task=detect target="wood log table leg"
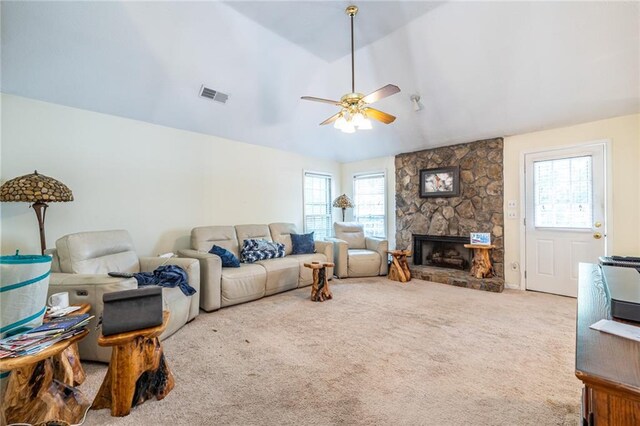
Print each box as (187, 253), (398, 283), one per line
(92, 335), (174, 417)
(1, 359), (90, 425)
(388, 250), (412, 283)
(52, 343), (85, 387)
(469, 248), (495, 279)
(306, 262), (334, 302)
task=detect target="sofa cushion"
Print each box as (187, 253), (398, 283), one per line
(192, 226), (239, 258)
(220, 264), (266, 307)
(235, 224), (272, 245)
(209, 245), (240, 268)
(334, 222), (366, 249)
(56, 230), (140, 274)
(256, 257), (299, 296)
(268, 223), (297, 255)
(347, 249), (381, 277)
(241, 239), (285, 263)
(291, 232), (315, 255)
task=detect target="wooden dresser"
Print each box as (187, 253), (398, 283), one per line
(576, 263), (640, 425)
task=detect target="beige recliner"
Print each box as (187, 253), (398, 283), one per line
(328, 222), (389, 278)
(46, 230), (200, 363)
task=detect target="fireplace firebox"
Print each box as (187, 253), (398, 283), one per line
(412, 234), (471, 271)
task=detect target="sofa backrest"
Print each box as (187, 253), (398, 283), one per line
(268, 223), (298, 256)
(235, 225), (272, 251)
(334, 222), (366, 249)
(55, 230), (140, 274)
(191, 226), (239, 258)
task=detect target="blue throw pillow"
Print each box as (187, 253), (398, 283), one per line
(291, 232), (315, 255)
(209, 245), (240, 268)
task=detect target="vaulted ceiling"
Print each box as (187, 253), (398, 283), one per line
(2, 1), (638, 162)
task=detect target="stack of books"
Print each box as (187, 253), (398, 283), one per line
(0, 314), (93, 359)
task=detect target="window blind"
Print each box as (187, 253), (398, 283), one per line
(353, 172), (386, 237)
(303, 172), (332, 239)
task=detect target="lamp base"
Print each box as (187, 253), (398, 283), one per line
(31, 201), (48, 255)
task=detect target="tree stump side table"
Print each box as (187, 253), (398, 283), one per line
(464, 244), (496, 279)
(46, 303), (91, 386)
(0, 330), (90, 426)
(91, 311), (174, 417)
(388, 250), (412, 283)
(304, 262), (334, 302)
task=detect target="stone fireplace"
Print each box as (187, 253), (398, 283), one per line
(412, 234), (471, 271)
(395, 138), (505, 292)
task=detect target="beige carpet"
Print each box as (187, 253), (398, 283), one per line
(80, 278), (580, 425)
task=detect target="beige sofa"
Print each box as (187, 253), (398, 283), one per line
(46, 230), (200, 362)
(178, 223), (333, 312)
(327, 222), (389, 278)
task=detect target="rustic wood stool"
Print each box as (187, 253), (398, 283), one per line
(92, 311), (174, 417)
(464, 244), (496, 279)
(304, 262), (334, 302)
(0, 331), (90, 426)
(46, 303), (91, 386)
(388, 250), (412, 283)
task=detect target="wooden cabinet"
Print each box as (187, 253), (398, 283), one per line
(576, 263), (640, 425)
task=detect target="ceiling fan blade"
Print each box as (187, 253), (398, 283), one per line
(301, 96), (342, 106)
(365, 108), (396, 124)
(320, 112), (341, 126)
(361, 84), (401, 105)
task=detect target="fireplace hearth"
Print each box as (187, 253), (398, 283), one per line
(412, 234), (471, 271)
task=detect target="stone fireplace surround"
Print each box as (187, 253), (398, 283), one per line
(395, 138), (505, 292)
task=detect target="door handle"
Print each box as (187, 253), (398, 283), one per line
(593, 232), (602, 240)
(594, 222), (602, 228)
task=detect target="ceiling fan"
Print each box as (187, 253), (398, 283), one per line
(301, 5), (401, 133)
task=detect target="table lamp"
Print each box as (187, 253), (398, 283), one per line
(332, 194), (355, 222)
(0, 170), (74, 254)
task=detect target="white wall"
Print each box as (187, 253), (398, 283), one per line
(503, 113), (640, 288)
(340, 156), (396, 250)
(0, 95), (340, 256)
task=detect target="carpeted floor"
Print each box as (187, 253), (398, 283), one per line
(81, 278), (580, 425)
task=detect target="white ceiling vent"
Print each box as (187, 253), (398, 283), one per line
(199, 85), (229, 104)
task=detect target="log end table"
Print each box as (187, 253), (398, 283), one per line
(91, 311), (174, 417)
(388, 250), (412, 283)
(0, 330), (90, 426)
(303, 262), (334, 302)
(464, 244), (496, 279)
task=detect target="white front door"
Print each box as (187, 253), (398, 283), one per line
(524, 143), (607, 297)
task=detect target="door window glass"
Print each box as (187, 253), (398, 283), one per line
(534, 156), (592, 228)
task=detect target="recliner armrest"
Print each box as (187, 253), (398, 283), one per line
(365, 237), (389, 276)
(325, 237), (348, 278)
(177, 249), (222, 312)
(314, 241), (334, 279)
(139, 256), (201, 320)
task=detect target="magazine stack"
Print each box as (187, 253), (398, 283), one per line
(0, 314), (93, 359)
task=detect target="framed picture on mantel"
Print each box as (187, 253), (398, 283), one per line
(420, 166), (460, 198)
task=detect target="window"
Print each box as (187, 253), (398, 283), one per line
(533, 156), (593, 228)
(303, 171), (333, 239)
(353, 172), (386, 237)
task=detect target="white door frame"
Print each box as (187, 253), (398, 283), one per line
(518, 139), (612, 291)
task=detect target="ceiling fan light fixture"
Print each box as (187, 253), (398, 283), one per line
(358, 117), (372, 130)
(341, 121), (356, 134)
(352, 111), (365, 127)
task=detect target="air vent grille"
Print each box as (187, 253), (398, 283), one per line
(199, 85), (229, 104)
